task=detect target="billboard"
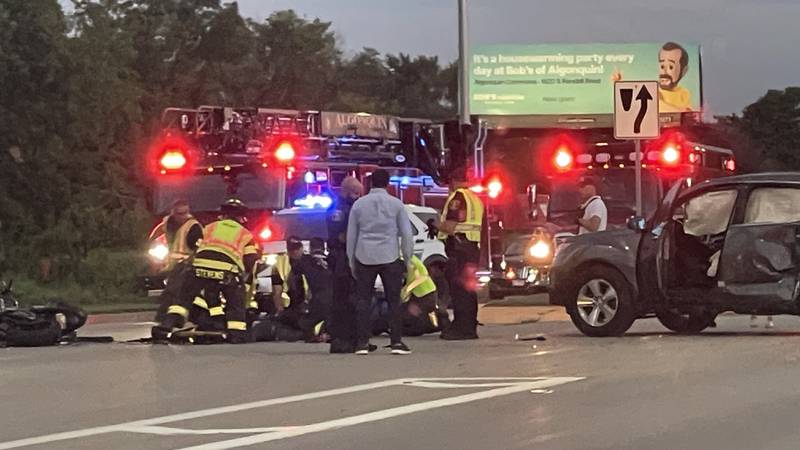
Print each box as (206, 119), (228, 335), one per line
(469, 42), (701, 115)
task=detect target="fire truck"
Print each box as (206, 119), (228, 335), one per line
(453, 114), (737, 299)
(143, 106), (450, 293)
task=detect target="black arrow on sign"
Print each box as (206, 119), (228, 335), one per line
(620, 88), (634, 112)
(634, 85), (653, 134)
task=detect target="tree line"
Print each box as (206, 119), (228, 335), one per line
(0, 0), (796, 294)
(0, 0), (456, 288)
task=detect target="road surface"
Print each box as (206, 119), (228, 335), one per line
(2, 305), (800, 449)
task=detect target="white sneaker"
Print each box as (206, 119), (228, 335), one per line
(766, 317), (775, 329)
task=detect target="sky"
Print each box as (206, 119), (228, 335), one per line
(239, 0), (800, 115)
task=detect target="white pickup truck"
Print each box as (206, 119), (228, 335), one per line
(256, 204), (448, 296)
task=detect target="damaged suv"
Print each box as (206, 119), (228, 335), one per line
(550, 173), (800, 336)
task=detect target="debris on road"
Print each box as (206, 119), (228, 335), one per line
(515, 333), (547, 341)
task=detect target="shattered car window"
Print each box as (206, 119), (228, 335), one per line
(682, 189), (737, 236)
(744, 188), (800, 224)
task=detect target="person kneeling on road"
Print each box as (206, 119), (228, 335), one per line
(268, 236), (308, 326)
(372, 255), (450, 337)
(152, 199), (259, 344)
(250, 237), (333, 343)
(151, 199), (203, 323)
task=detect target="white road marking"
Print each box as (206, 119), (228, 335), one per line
(122, 426), (297, 436)
(0, 379), (398, 450)
(0, 377), (583, 450)
(176, 377), (583, 450)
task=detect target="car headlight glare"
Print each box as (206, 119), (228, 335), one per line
(528, 240), (551, 259)
(148, 243), (169, 261)
(264, 253), (278, 266)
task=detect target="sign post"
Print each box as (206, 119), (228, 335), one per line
(614, 81), (660, 217)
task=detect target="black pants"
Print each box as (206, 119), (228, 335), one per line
(249, 318), (305, 342)
(372, 292), (449, 337)
(445, 239), (480, 334)
(154, 261), (192, 322)
(328, 249), (357, 351)
(354, 259), (405, 346)
(161, 271), (246, 337)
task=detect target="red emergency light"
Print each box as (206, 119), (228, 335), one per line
(725, 158), (736, 172)
(661, 145), (680, 165)
(258, 225), (273, 241)
(487, 178), (503, 199)
(274, 141), (295, 162)
(159, 149), (188, 171)
(554, 147), (573, 170)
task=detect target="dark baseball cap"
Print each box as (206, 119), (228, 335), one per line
(286, 236), (303, 251)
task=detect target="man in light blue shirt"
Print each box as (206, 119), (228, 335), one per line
(347, 169), (414, 355)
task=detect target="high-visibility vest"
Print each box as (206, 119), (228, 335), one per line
(149, 217), (201, 270)
(438, 188), (484, 243)
(195, 219), (256, 272)
(168, 218), (200, 270)
(402, 256), (437, 302)
(275, 254), (309, 308)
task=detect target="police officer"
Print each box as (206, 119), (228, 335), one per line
(438, 176), (484, 340)
(326, 176), (363, 353)
(150, 199), (203, 322)
(152, 199), (259, 344)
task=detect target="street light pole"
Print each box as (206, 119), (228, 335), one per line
(457, 0), (470, 126)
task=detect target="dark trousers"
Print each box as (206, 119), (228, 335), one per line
(445, 239), (480, 334)
(354, 259), (405, 346)
(372, 292), (449, 337)
(155, 261), (192, 322)
(328, 249), (357, 350)
(161, 272), (246, 337)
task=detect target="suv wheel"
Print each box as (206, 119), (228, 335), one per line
(655, 307), (716, 334)
(566, 266), (637, 337)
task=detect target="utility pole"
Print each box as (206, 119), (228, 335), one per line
(457, 0), (470, 127)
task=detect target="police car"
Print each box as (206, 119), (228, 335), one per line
(255, 200), (447, 296)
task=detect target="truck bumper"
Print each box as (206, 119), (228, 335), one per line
(488, 266), (550, 298)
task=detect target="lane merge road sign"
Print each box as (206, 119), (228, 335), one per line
(614, 81), (660, 140)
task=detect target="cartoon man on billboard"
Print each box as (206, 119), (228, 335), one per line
(658, 42), (693, 112)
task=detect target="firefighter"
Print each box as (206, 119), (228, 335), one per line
(401, 255), (449, 336)
(150, 199), (203, 322)
(372, 255), (450, 337)
(270, 236), (308, 329)
(251, 238), (333, 343)
(326, 176), (364, 353)
(437, 176), (484, 340)
(151, 199), (259, 344)
(294, 238), (333, 342)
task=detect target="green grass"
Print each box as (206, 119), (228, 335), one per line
(81, 303), (157, 314)
(7, 276), (155, 309)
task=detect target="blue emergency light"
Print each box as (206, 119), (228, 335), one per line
(293, 193), (333, 209)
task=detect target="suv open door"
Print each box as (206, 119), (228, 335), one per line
(635, 179), (686, 307)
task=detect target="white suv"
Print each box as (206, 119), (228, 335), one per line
(256, 204), (447, 295)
